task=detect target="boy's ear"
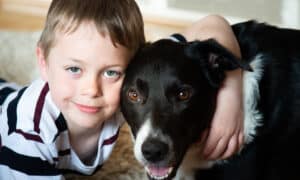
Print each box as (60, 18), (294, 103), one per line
(36, 46), (48, 82)
(185, 39), (252, 87)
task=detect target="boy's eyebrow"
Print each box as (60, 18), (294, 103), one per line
(68, 58), (84, 63)
(67, 58), (126, 68)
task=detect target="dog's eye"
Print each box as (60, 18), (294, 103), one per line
(127, 89), (140, 102)
(177, 89), (192, 101)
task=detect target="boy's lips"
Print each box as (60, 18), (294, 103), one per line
(74, 103), (101, 113)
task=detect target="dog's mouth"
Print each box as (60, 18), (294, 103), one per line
(145, 165), (174, 180)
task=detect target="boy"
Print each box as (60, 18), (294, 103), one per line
(0, 0), (243, 179)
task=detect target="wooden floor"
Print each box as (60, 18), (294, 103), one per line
(0, 10), (45, 31)
(0, 0), (49, 30)
(0, 1), (188, 42)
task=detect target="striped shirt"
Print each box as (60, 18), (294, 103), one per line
(0, 78), (123, 180)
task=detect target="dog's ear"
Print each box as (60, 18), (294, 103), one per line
(185, 39), (252, 87)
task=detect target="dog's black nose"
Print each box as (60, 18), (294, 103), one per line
(142, 139), (169, 162)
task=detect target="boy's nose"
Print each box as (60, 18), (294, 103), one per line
(81, 78), (102, 97)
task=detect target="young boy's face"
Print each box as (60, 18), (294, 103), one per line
(37, 22), (132, 131)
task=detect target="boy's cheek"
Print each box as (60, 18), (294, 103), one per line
(106, 84), (122, 105)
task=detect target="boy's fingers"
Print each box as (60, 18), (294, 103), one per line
(205, 137), (227, 160)
(202, 131), (221, 157)
(221, 135), (238, 159)
(238, 131), (244, 151)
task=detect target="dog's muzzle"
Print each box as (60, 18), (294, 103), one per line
(139, 138), (177, 180)
(142, 138), (169, 163)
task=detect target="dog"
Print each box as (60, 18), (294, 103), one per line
(120, 20), (300, 180)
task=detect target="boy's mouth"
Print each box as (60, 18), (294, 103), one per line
(74, 103), (101, 113)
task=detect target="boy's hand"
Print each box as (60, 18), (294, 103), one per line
(201, 69), (244, 160)
(181, 14), (244, 160)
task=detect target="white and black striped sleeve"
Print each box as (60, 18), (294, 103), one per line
(0, 79), (64, 180)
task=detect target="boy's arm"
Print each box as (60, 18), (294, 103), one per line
(182, 15), (241, 58)
(0, 80), (64, 179)
(181, 15), (244, 160)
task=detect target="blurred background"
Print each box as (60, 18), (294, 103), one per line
(0, 0), (300, 179)
(137, 0), (300, 26)
(136, 0), (300, 39)
(0, 0), (299, 84)
(1, 0), (300, 33)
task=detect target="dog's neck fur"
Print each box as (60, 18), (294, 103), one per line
(242, 54), (264, 144)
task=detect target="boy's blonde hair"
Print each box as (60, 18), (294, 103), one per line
(38, 0), (145, 59)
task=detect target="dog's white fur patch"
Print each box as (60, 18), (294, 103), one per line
(134, 119), (151, 164)
(243, 54), (265, 143)
(134, 118), (173, 165)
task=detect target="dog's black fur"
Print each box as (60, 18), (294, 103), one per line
(120, 20), (300, 180)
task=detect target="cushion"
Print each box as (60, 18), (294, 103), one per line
(0, 31), (40, 85)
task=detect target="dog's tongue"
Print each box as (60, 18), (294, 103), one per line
(147, 166), (171, 178)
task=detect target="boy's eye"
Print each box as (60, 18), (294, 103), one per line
(103, 70), (121, 78)
(66, 67), (81, 74)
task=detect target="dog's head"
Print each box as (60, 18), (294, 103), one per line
(121, 39), (250, 180)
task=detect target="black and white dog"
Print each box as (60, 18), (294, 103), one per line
(120, 20), (300, 180)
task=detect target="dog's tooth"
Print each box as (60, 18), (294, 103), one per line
(146, 167), (173, 180)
